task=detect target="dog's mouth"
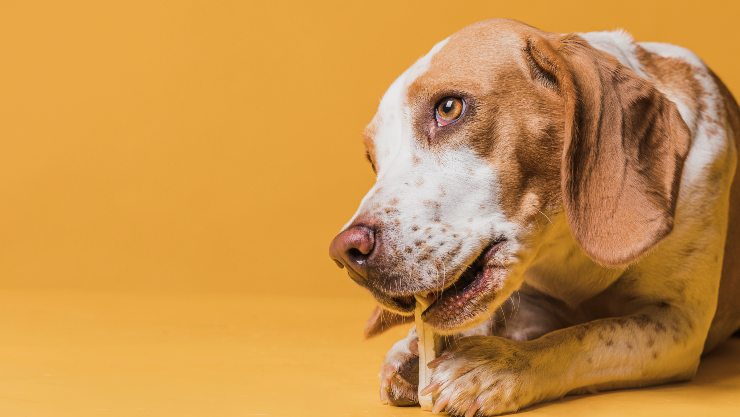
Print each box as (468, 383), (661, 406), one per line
(386, 238), (509, 330)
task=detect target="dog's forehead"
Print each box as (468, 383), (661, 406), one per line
(366, 20), (532, 145)
(362, 19), (544, 177)
(413, 21), (529, 92)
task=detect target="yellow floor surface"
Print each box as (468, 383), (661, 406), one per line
(0, 290), (738, 417)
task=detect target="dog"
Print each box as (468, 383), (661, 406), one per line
(329, 19), (740, 416)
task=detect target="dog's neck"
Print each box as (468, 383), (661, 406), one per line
(517, 211), (626, 308)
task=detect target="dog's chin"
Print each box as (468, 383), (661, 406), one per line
(375, 239), (512, 332)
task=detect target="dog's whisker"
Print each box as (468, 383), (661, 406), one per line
(507, 296), (519, 321)
(499, 304), (508, 332)
(439, 259), (448, 300)
(536, 207), (552, 224)
(432, 263), (440, 299)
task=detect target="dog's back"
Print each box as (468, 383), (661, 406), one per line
(706, 72), (740, 352)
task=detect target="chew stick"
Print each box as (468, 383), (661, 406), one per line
(415, 296), (438, 411)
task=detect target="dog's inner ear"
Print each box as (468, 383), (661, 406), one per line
(558, 35), (691, 267)
(525, 38), (560, 91)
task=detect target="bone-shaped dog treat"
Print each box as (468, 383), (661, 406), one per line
(415, 296), (438, 411)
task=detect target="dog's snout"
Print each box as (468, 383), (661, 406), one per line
(329, 225), (376, 278)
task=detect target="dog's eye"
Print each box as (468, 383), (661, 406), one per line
(435, 97), (464, 126)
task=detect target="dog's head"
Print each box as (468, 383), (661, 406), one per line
(329, 19), (690, 333)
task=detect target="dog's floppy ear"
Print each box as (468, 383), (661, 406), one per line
(554, 35), (690, 267)
(363, 306), (413, 338)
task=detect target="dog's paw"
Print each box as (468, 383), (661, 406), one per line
(422, 336), (538, 416)
(379, 330), (419, 406)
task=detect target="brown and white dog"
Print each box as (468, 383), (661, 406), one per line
(329, 19), (740, 416)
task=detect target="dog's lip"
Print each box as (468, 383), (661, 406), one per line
(419, 238), (508, 326)
(374, 291), (416, 314)
(342, 265), (416, 314)
(343, 269), (411, 314)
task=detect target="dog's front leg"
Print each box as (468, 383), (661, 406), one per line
(424, 305), (705, 416)
(379, 327), (420, 406)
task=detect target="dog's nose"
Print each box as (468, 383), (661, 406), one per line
(329, 225), (376, 278)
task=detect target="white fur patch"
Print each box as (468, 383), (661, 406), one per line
(638, 42), (727, 189)
(580, 30), (648, 78)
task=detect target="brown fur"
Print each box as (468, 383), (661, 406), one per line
(635, 46), (706, 126)
(557, 35), (691, 267)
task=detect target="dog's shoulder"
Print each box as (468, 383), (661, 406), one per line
(581, 31), (708, 135)
(581, 31), (735, 195)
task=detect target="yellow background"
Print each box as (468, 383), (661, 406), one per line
(0, 1), (738, 416)
(2, 0), (740, 296)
